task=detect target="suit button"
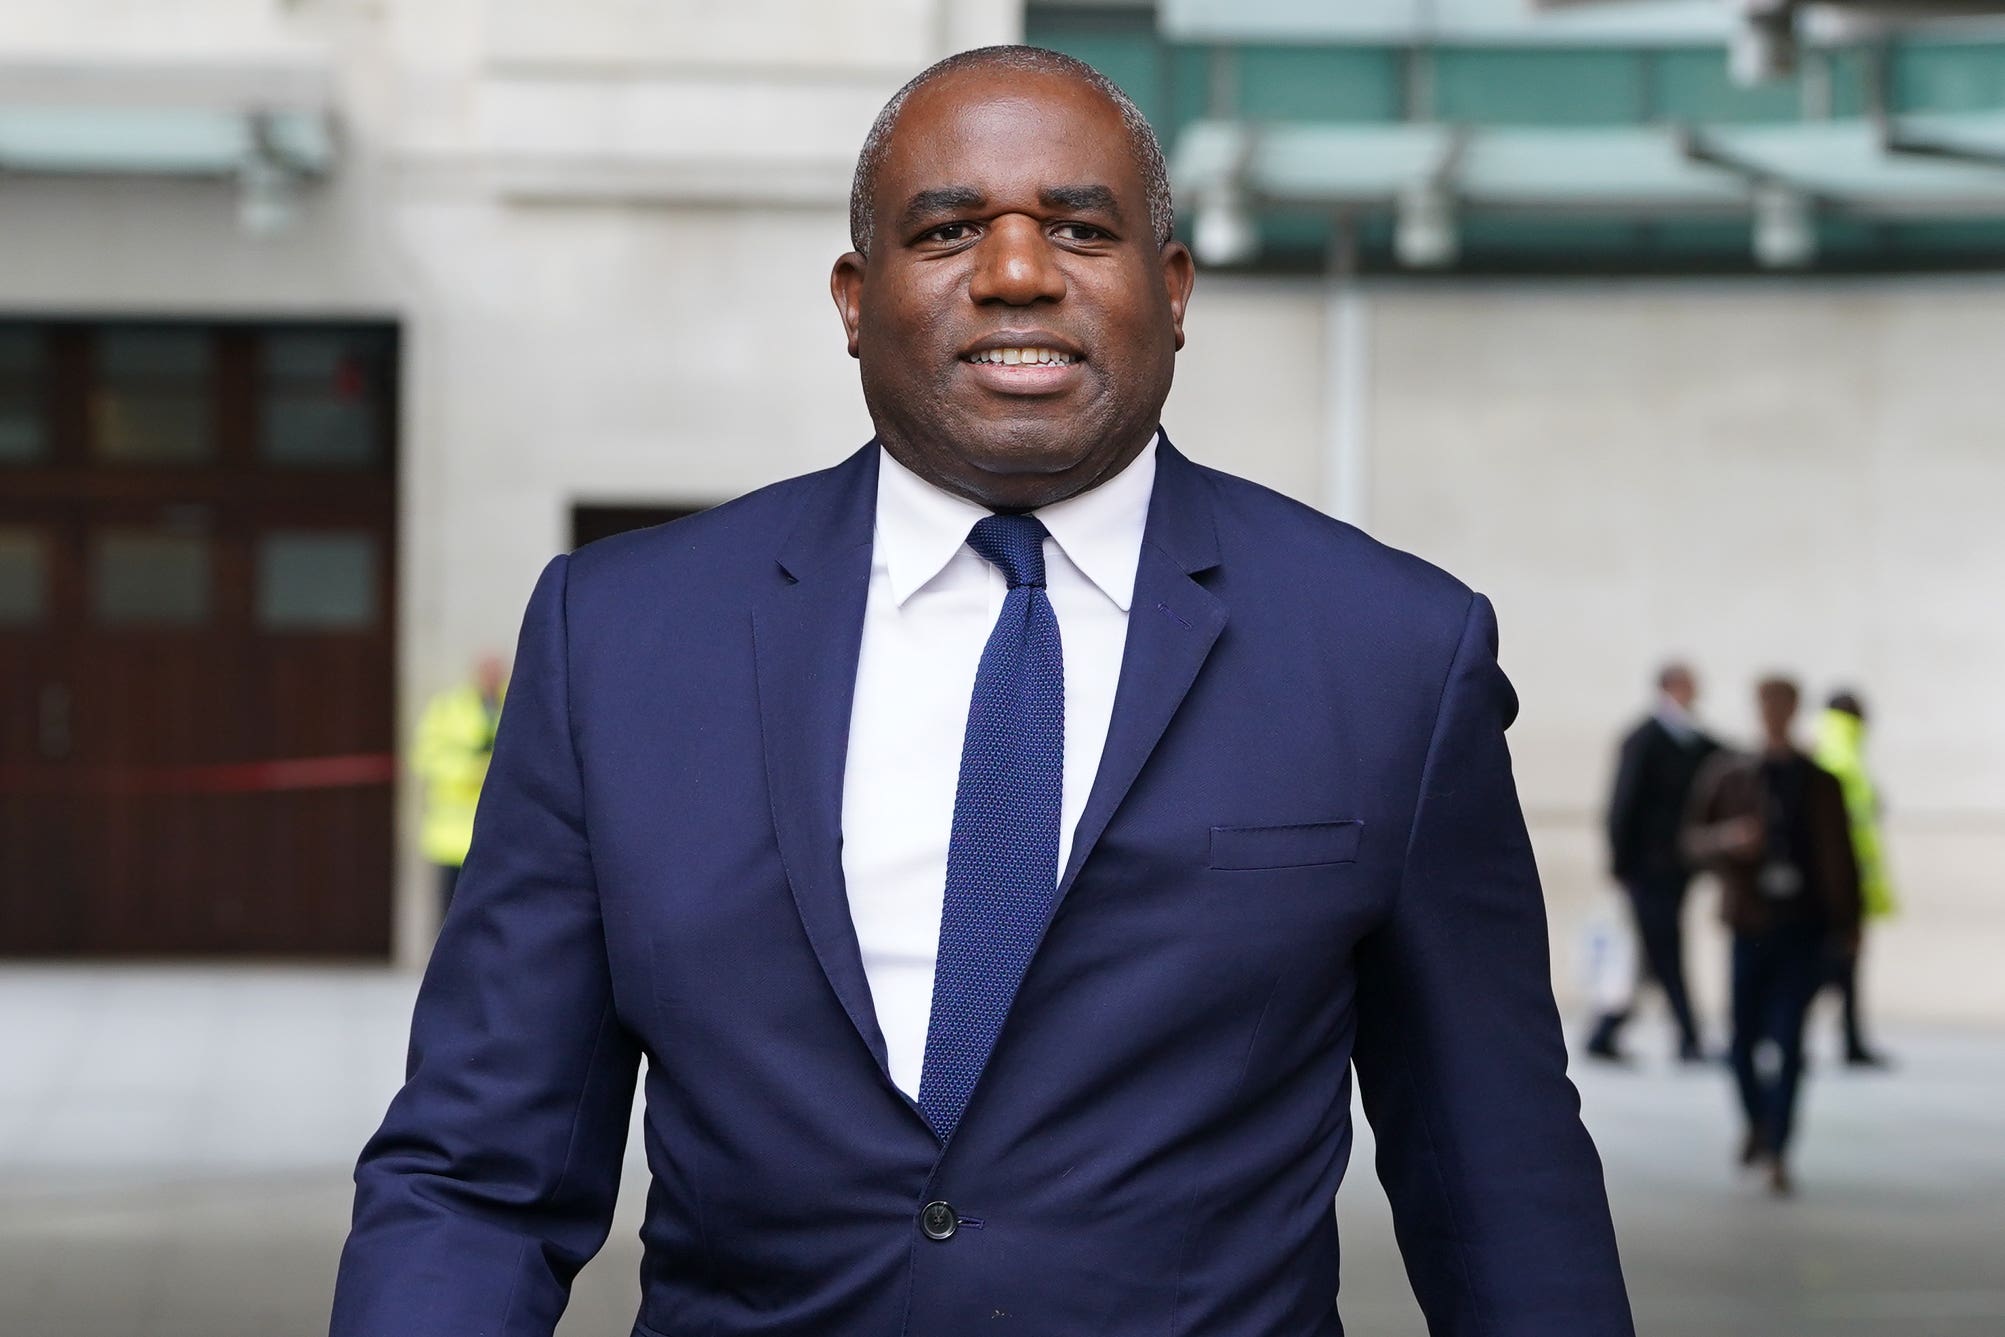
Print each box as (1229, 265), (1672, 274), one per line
(920, 1200), (957, 1241)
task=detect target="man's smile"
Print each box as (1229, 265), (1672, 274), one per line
(958, 332), (1087, 396)
(964, 346), (1077, 365)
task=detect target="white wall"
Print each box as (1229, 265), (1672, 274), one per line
(1164, 275), (1328, 499)
(0, 0), (300, 52)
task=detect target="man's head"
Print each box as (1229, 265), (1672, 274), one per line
(474, 653), (506, 700)
(1756, 675), (1800, 746)
(831, 46), (1195, 512)
(1828, 689), (1867, 725)
(1657, 661), (1698, 712)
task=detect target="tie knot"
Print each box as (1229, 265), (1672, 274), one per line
(966, 513), (1049, 589)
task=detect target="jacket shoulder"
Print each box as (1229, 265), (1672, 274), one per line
(553, 455), (871, 630)
(570, 468), (836, 581)
(1807, 758), (1848, 798)
(1694, 748), (1754, 796)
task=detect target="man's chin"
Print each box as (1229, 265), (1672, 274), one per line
(874, 402), (1142, 507)
(931, 436), (1140, 511)
(955, 435), (1097, 480)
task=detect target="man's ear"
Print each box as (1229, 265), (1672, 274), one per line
(1159, 240), (1196, 352)
(831, 252), (867, 359)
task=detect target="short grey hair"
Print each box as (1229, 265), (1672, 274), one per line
(848, 45), (1175, 256)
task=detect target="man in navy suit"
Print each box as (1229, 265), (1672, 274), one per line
(333, 45), (1633, 1337)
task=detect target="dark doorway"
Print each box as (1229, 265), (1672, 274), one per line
(0, 319), (398, 956)
(571, 502), (707, 551)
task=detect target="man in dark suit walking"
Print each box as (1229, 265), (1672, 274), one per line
(1588, 662), (1719, 1063)
(332, 46), (1633, 1337)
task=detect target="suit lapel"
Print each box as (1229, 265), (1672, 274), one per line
(1057, 437), (1226, 901)
(751, 445), (899, 1083)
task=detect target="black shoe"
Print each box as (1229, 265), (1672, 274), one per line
(1739, 1130), (1767, 1168)
(1678, 1039), (1708, 1065)
(1584, 1035), (1628, 1064)
(1845, 1048), (1892, 1070)
(1767, 1159), (1794, 1197)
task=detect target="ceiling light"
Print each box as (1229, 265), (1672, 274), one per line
(1193, 184), (1259, 267)
(1395, 182), (1459, 269)
(1752, 183), (1816, 268)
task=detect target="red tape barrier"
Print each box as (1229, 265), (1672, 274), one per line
(0, 753), (397, 796)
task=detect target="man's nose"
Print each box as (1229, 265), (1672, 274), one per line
(967, 216), (1066, 306)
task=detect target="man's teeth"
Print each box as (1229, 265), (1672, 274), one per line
(967, 348), (1077, 366)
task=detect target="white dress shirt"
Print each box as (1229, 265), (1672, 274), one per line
(841, 437), (1158, 1099)
(1654, 695), (1700, 747)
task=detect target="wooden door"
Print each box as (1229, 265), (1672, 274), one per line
(232, 497), (397, 953)
(0, 320), (397, 956)
(0, 506), (81, 950)
(65, 497), (251, 951)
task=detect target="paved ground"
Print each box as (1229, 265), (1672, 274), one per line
(2, 966), (2001, 1336)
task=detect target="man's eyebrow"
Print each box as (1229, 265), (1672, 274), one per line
(1040, 184), (1123, 222)
(898, 186), (987, 231)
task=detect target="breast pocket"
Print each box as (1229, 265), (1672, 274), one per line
(1208, 820), (1364, 871)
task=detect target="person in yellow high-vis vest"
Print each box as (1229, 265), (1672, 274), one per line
(1814, 691), (1898, 1068)
(413, 654), (506, 918)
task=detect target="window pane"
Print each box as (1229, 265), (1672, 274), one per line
(93, 330), (213, 464)
(0, 527), (47, 624)
(0, 328), (46, 464)
(1238, 48), (1403, 122)
(91, 530), (210, 625)
(1434, 51), (1648, 126)
(257, 530), (377, 630)
(260, 331), (387, 468)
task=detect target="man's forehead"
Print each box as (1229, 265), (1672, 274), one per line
(878, 86), (1140, 215)
(885, 70), (1128, 168)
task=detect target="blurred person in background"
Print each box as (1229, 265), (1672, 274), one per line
(1686, 676), (1862, 1197)
(1815, 689), (1898, 1068)
(1587, 661), (1720, 1063)
(412, 652), (506, 918)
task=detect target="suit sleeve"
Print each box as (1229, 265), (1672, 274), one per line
(332, 555), (642, 1337)
(1604, 726), (1648, 882)
(1681, 754), (1747, 870)
(1352, 594), (1635, 1337)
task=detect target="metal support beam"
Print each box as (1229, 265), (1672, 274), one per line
(1675, 124), (1812, 199)
(1879, 123), (2005, 172)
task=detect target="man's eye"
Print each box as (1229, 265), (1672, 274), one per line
(1055, 224), (1108, 242)
(924, 223), (975, 243)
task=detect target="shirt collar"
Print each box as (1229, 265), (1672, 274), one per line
(1032, 434), (1156, 612)
(873, 434), (1159, 611)
(1654, 696), (1697, 743)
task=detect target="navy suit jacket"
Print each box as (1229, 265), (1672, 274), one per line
(333, 437), (1633, 1337)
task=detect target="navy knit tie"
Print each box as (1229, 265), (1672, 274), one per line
(916, 513), (1064, 1141)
